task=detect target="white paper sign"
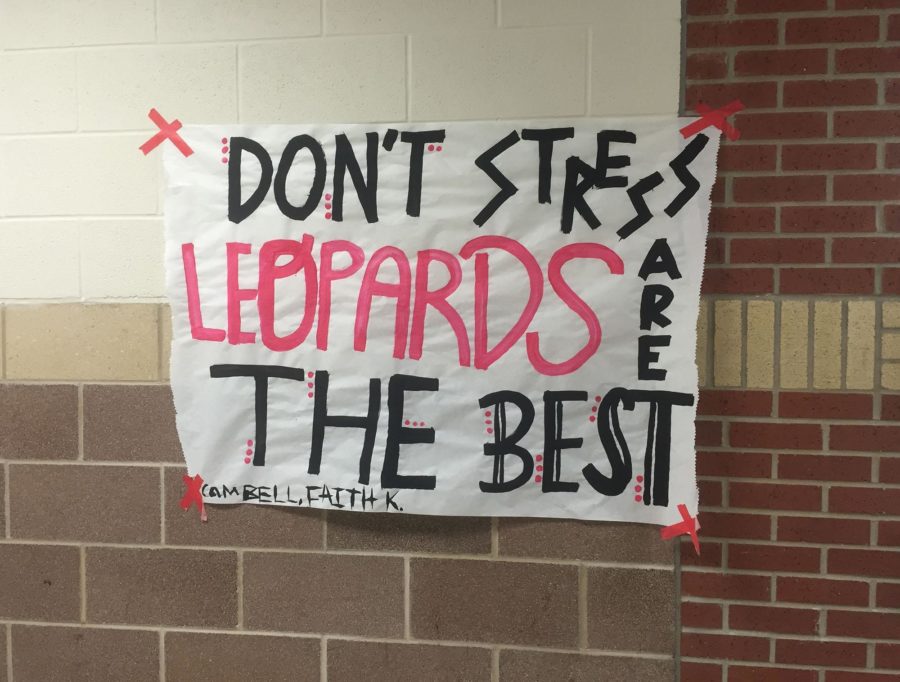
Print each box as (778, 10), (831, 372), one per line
(164, 117), (719, 526)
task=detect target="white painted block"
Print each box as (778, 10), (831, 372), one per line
(501, 0), (681, 115)
(589, 3), (681, 114)
(0, 135), (159, 217)
(410, 28), (586, 121)
(0, 53), (77, 134)
(325, 0), (494, 34)
(239, 37), (406, 123)
(80, 219), (164, 298)
(0, 0), (155, 49)
(500, 0), (677, 27)
(78, 45), (237, 131)
(0, 220), (80, 298)
(158, 0), (321, 42)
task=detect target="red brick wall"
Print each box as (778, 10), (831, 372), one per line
(682, 1), (900, 680)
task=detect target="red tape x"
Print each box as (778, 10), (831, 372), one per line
(139, 108), (194, 157)
(180, 474), (207, 522)
(660, 503), (700, 555)
(680, 99), (745, 141)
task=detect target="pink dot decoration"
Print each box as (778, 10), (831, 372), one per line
(307, 392), (314, 398)
(535, 476), (542, 483)
(325, 203), (332, 209)
(221, 158), (228, 164)
(307, 382), (313, 388)
(247, 439), (253, 446)
(405, 419), (410, 425)
(325, 193), (332, 200)
(245, 448), (252, 456)
(634, 495), (642, 502)
(244, 457), (251, 464)
(436, 145), (443, 151)
(635, 485), (642, 493)
(591, 405), (598, 412)
(221, 137), (228, 144)
(325, 212), (332, 220)
(589, 416), (596, 422)
(484, 410), (491, 417)
(536, 454), (543, 462)
(536, 465), (543, 472)
(221, 146), (229, 153)
(486, 428), (493, 434)
(428, 144), (435, 151)
(636, 475), (644, 483)
(484, 419), (491, 425)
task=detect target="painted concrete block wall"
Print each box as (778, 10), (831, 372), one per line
(0, 0), (681, 302)
(0, 2), (685, 680)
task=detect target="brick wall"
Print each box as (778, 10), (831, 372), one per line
(683, 1), (900, 680)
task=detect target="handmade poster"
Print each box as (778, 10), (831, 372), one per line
(164, 117), (719, 526)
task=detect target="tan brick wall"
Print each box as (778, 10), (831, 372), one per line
(697, 297), (895, 393)
(0, 304), (677, 680)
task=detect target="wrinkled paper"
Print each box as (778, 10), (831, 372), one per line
(164, 117), (719, 525)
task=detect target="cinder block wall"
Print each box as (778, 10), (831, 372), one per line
(0, 1), (683, 680)
(683, 1), (900, 680)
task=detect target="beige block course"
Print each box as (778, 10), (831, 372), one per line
(780, 300), (809, 389)
(746, 300), (775, 389)
(410, 28), (587, 120)
(0, 0), (155, 49)
(5, 304), (159, 380)
(239, 37), (407, 124)
(883, 363), (900, 391)
(883, 302), (900, 329)
(697, 300), (709, 387)
(0, 135), (159, 217)
(160, 305), (173, 381)
(0, 52), (77, 134)
(78, 45), (238, 131)
(713, 300), (742, 387)
(158, 0), (321, 42)
(883, 333), (900, 361)
(813, 301), (842, 390)
(0, 221), (80, 299)
(326, 0), (495, 34)
(847, 301), (875, 390)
